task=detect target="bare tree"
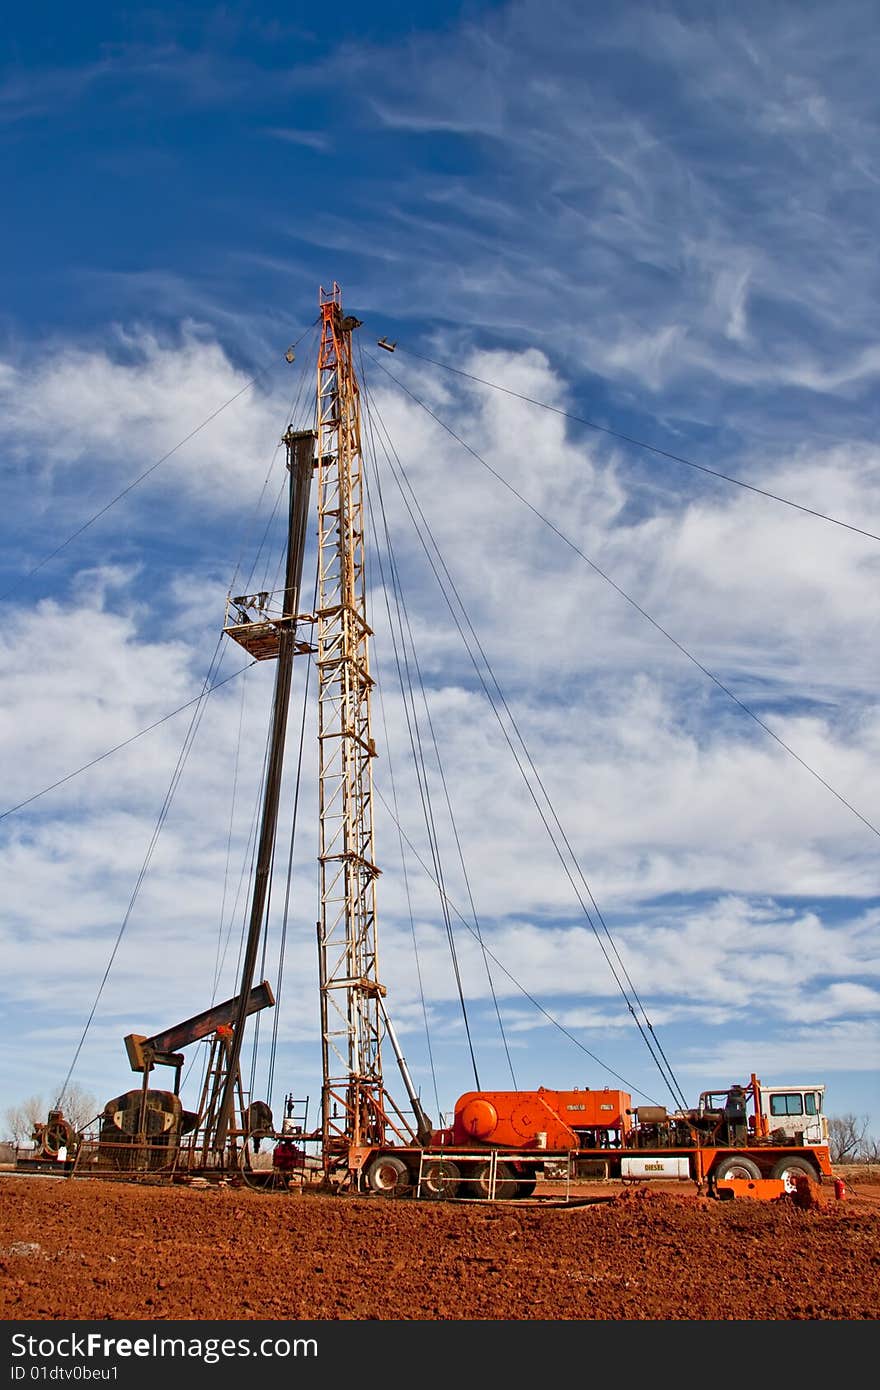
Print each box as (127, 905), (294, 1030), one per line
(3, 1095), (46, 1146)
(4, 1084), (98, 1146)
(828, 1113), (872, 1163)
(862, 1134), (880, 1163)
(58, 1083), (99, 1132)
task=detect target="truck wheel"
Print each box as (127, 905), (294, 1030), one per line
(420, 1159), (460, 1200)
(713, 1155), (762, 1181)
(770, 1156), (817, 1189)
(515, 1176), (537, 1199)
(473, 1160), (518, 1200)
(366, 1154), (411, 1197)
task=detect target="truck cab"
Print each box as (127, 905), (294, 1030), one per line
(756, 1084), (827, 1147)
(695, 1078), (828, 1149)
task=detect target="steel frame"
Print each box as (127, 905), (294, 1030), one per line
(315, 283), (401, 1167)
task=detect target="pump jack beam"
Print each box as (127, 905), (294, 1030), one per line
(124, 980), (276, 1074)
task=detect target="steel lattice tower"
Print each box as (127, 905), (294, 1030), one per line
(314, 283), (390, 1164)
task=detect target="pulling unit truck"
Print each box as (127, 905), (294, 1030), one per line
(334, 1073), (832, 1200)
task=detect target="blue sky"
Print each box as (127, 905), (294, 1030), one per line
(1, 0), (878, 1144)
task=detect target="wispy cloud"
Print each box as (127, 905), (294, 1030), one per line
(286, 0), (880, 446)
(264, 126), (330, 151)
(0, 61), (110, 124)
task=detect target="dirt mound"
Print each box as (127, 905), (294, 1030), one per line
(1, 1173), (878, 1321)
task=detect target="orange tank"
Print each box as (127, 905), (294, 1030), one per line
(452, 1087), (632, 1150)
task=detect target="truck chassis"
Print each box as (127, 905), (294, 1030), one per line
(316, 1139), (834, 1201)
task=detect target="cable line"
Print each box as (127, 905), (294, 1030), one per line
(0, 661), (255, 823)
(370, 351), (880, 845)
(246, 338), (318, 599)
(362, 494), (443, 1118)
(359, 364), (444, 1117)
(373, 630), (443, 1121)
(372, 782), (665, 1107)
(362, 367), (518, 1089)
(266, 559), (320, 1111)
(213, 666), (250, 1006)
(6, 366), (267, 603)
(389, 343), (880, 545)
(362, 360), (688, 1109)
(55, 632), (233, 1109)
(3, 324), (319, 605)
(360, 391), (482, 1091)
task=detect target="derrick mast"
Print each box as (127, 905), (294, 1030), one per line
(315, 283), (390, 1166)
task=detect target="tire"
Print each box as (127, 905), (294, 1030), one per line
(713, 1155), (762, 1182)
(419, 1159), (460, 1200)
(515, 1176), (537, 1199)
(366, 1154), (412, 1197)
(473, 1160), (518, 1200)
(770, 1156), (817, 1190)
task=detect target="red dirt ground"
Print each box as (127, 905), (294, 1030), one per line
(1, 1169), (878, 1322)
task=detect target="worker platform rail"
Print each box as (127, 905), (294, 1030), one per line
(27, 1127), (311, 1187)
(411, 1149), (582, 1203)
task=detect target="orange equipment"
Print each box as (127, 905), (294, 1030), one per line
(453, 1087), (632, 1150)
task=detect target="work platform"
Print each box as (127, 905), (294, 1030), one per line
(223, 591), (316, 661)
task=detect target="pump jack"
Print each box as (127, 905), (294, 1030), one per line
(55, 981), (276, 1176)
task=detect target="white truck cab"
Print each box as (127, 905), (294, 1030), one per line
(757, 1084), (827, 1146)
